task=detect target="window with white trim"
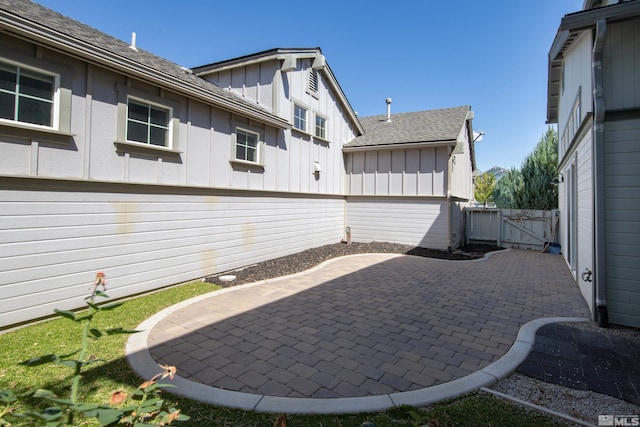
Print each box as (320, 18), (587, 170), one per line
(0, 60), (57, 128)
(235, 127), (260, 163)
(126, 98), (171, 147)
(315, 114), (327, 139)
(562, 88), (582, 151)
(293, 103), (307, 132)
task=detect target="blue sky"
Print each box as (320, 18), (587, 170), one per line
(35, 0), (583, 172)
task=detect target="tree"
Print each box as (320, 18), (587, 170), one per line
(493, 127), (558, 210)
(519, 127), (558, 209)
(474, 172), (496, 207)
(493, 167), (523, 209)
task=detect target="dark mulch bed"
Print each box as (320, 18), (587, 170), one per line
(205, 242), (502, 288)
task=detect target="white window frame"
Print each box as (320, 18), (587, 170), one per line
(0, 58), (60, 130)
(293, 102), (308, 133)
(126, 96), (173, 148)
(115, 84), (181, 157)
(234, 127), (261, 164)
(231, 122), (264, 167)
(314, 113), (327, 140)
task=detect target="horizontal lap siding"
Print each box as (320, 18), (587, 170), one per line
(346, 197), (448, 249)
(604, 118), (640, 328)
(0, 183), (345, 328)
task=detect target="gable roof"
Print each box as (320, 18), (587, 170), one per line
(344, 106), (471, 149)
(193, 47), (364, 135)
(0, 0), (290, 129)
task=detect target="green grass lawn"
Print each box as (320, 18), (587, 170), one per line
(0, 280), (564, 426)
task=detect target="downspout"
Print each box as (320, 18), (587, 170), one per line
(592, 19), (608, 327)
(447, 146), (453, 252)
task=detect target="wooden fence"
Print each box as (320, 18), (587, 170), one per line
(465, 208), (560, 250)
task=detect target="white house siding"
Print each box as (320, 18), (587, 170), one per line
(558, 32), (594, 161)
(344, 147), (449, 196)
(603, 117), (640, 328)
(451, 126), (474, 201)
(556, 31), (596, 314)
(345, 197), (449, 249)
(450, 200), (467, 249)
(559, 127), (594, 313)
(0, 179), (345, 328)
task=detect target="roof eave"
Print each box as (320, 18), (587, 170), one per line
(0, 10), (290, 130)
(547, 1), (640, 123)
(342, 140), (457, 152)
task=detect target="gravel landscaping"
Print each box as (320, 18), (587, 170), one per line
(205, 241), (502, 287)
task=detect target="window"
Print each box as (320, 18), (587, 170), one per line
(560, 88), (582, 153)
(235, 128), (260, 163)
(0, 61), (56, 127)
(126, 98), (171, 147)
(315, 115), (327, 139)
(293, 103), (307, 132)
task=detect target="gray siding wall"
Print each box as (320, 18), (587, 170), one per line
(603, 117), (640, 328)
(0, 180), (345, 327)
(344, 147), (449, 196)
(0, 34), (349, 195)
(345, 197), (449, 249)
(603, 19), (640, 111)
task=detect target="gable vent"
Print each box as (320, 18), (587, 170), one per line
(308, 69), (319, 93)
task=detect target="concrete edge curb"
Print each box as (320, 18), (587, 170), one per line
(127, 314), (590, 414)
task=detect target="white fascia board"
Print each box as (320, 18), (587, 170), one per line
(342, 140), (456, 153)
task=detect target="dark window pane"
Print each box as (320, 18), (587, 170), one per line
(236, 144), (246, 160)
(20, 72), (54, 100)
(127, 121), (148, 143)
(245, 132), (257, 148)
(246, 146), (256, 162)
(0, 93), (15, 119)
(149, 126), (167, 146)
(128, 101), (148, 123)
(150, 107), (168, 126)
(0, 66), (17, 92)
(18, 97), (52, 126)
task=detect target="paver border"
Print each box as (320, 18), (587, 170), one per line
(126, 253), (589, 414)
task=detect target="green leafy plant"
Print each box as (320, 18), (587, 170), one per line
(0, 272), (188, 426)
(474, 172), (496, 207)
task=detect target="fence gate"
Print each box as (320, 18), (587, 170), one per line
(465, 208), (560, 250)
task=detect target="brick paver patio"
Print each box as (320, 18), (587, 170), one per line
(140, 249), (589, 400)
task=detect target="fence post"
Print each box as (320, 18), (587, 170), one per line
(497, 210), (502, 247)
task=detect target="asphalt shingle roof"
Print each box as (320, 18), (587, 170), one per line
(346, 106), (470, 148)
(0, 0), (286, 127)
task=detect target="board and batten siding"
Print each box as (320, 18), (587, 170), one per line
(345, 147), (449, 197)
(346, 197), (449, 249)
(0, 180), (345, 328)
(603, 116), (640, 328)
(575, 129), (594, 311)
(603, 18), (640, 112)
(559, 127), (594, 312)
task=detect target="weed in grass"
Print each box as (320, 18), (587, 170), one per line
(0, 272), (189, 426)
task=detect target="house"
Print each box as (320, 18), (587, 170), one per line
(344, 104), (475, 250)
(483, 166), (508, 181)
(547, 0), (640, 328)
(0, 0), (477, 328)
